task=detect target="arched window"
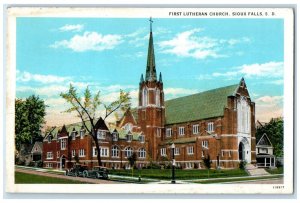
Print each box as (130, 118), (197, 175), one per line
(125, 147), (133, 158)
(237, 96), (250, 133)
(111, 146), (119, 157)
(138, 148), (146, 158)
(156, 89), (160, 106)
(143, 88), (148, 106)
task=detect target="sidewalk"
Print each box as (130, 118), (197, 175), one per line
(15, 165), (283, 184)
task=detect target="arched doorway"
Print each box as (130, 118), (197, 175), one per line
(238, 137), (251, 163)
(239, 142), (245, 160)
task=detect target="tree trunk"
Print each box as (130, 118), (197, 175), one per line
(92, 134), (102, 166)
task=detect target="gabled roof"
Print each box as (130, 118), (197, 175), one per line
(44, 118), (106, 140)
(112, 128), (142, 141)
(165, 84), (238, 124)
(31, 142), (43, 153)
(257, 133), (273, 147)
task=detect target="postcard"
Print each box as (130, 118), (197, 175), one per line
(5, 6), (294, 194)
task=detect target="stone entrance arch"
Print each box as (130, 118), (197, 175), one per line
(238, 137), (251, 163)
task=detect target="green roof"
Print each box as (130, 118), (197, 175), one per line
(165, 84), (238, 125)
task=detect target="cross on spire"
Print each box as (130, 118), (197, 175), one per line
(149, 17), (153, 32)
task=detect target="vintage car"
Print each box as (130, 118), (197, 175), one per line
(65, 164), (88, 177)
(82, 166), (109, 179)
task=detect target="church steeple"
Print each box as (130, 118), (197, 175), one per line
(159, 72), (163, 83)
(145, 17), (157, 82)
(140, 74), (144, 83)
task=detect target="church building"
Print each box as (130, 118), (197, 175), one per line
(42, 20), (256, 170)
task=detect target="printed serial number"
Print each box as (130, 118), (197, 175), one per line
(273, 186), (284, 189)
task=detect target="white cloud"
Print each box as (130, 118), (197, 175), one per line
(125, 28), (146, 38)
(59, 24), (84, 32)
(128, 34), (149, 47)
(255, 95), (283, 105)
(158, 29), (248, 60)
(17, 71), (71, 84)
(212, 61), (284, 79)
(50, 31), (123, 52)
(196, 74), (213, 80)
(17, 85), (69, 97)
(164, 87), (199, 99)
(268, 79), (284, 85)
(255, 95), (283, 122)
(104, 84), (136, 92)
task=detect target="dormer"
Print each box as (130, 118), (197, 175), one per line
(71, 128), (76, 140)
(112, 130), (118, 141)
(48, 134), (52, 143)
(139, 134), (145, 143)
(126, 131), (133, 142)
(97, 129), (106, 140)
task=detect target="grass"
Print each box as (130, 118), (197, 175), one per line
(266, 167), (283, 174)
(15, 172), (89, 184)
(194, 175), (283, 184)
(109, 168), (248, 180)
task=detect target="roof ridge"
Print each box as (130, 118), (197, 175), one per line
(165, 83), (239, 102)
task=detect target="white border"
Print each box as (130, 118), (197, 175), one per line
(5, 7), (294, 194)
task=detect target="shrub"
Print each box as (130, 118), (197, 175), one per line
(28, 162), (35, 167)
(147, 162), (161, 169)
(276, 159), (283, 167)
(36, 161), (43, 168)
(203, 155), (212, 169)
(239, 160), (246, 170)
(17, 159), (25, 166)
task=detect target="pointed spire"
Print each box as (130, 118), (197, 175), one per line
(145, 17), (157, 82)
(140, 74), (144, 83)
(159, 72), (163, 83)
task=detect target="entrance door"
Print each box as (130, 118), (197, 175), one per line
(61, 156), (66, 169)
(239, 142), (244, 160)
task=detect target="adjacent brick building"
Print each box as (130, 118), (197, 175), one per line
(43, 22), (256, 170)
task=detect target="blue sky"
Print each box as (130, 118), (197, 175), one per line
(16, 18), (284, 126)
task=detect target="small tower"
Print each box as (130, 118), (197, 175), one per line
(138, 18), (165, 161)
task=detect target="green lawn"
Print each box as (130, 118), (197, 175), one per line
(15, 172), (89, 184)
(266, 167), (283, 174)
(109, 169), (248, 180)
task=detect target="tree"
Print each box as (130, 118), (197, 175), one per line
(203, 155), (212, 178)
(127, 152), (137, 177)
(15, 95), (46, 151)
(256, 117), (283, 157)
(60, 84), (130, 167)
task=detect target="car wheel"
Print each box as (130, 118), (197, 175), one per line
(83, 170), (88, 178)
(102, 173), (108, 180)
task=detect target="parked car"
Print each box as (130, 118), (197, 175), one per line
(82, 166), (109, 179)
(65, 164), (88, 177)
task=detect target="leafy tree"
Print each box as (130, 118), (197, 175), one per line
(60, 84), (130, 167)
(15, 95), (46, 151)
(203, 155), (212, 178)
(127, 152), (137, 177)
(256, 117), (283, 157)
